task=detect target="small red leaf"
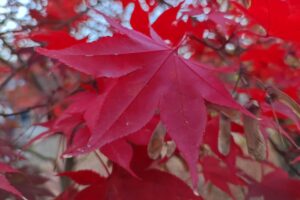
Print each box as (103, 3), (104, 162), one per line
(101, 139), (136, 177)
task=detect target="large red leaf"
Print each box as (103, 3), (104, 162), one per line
(36, 8), (246, 186)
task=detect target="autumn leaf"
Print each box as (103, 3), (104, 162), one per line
(36, 5), (246, 187)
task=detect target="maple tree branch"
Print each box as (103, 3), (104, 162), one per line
(0, 104), (48, 117)
(0, 40), (29, 91)
(232, 64), (247, 98)
(0, 69), (20, 91)
(232, 69), (242, 94)
(54, 8), (90, 30)
(94, 151), (110, 176)
(0, 1), (93, 93)
(27, 148), (55, 161)
(159, 0), (173, 7)
(59, 157), (76, 191)
(0, 56), (14, 70)
(0, 25), (36, 37)
(189, 34), (221, 51)
(188, 34), (232, 65)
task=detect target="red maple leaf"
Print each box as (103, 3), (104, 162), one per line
(36, 5), (247, 186)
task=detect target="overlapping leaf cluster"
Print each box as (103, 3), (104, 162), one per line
(2, 0), (300, 199)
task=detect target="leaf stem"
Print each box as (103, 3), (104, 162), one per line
(94, 151), (110, 176)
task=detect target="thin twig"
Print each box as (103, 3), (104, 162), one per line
(0, 104), (48, 117)
(94, 151), (110, 176)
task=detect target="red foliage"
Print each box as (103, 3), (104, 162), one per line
(2, 0), (300, 199)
